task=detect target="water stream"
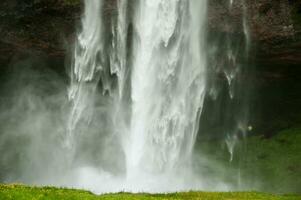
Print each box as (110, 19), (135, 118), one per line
(66, 0), (208, 193)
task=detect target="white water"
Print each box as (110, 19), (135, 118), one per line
(0, 0), (256, 194)
(67, 0), (105, 150)
(224, 0), (250, 162)
(225, 0), (250, 99)
(110, 0), (128, 98)
(127, 0), (207, 176)
(65, 0), (209, 193)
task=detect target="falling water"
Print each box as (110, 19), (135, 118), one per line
(224, 0), (250, 161)
(224, 0), (250, 100)
(207, 0), (250, 161)
(67, 0), (105, 150)
(65, 0), (208, 193)
(218, 0), (251, 190)
(127, 0), (207, 177)
(110, 0), (128, 98)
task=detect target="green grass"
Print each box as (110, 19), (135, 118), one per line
(0, 184), (300, 200)
(242, 127), (301, 193)
(1, 127), (300, 199)
(196, 127), (301, 194)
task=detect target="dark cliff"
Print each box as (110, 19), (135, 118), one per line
(1, 0), (300, 64)
(0, 0), (300, 135)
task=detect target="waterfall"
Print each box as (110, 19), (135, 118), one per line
(223, 0), (250, 158)
(224, 0), (250, 100)
(127, 0), (207, 176)
(110, 0), (128, 98)
(67, 0), (105, 149)
(196, 0), (251, 173)
(65, 0), (208, 193)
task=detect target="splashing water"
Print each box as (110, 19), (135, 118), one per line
(127, 0), (207, 176)
(0, 0), (256, 194)
(65, 0), (210, 193)
(223, 0), (250, 161)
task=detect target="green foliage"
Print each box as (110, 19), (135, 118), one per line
(0, 185), (300, 200)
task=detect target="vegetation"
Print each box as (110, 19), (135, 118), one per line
(242, 127), (301, 193)
(196, 127), (301, 194)
(0, 184), (300, 200)
(0, 128), (300, 199)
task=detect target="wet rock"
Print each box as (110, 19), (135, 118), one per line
(0, 0), (300, 66)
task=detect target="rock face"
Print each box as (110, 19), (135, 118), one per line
(0, 0), (300, 65)
(250, 0), (301, 65)
(209, 0), (301, 64)
(0, 0), (80, 61)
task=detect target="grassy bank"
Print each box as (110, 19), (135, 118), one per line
(0, 185), (300, 200)
(196, 127), (301, 194)
(1, 128), (300, 199)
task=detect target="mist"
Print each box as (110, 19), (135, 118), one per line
(0, 0), (300, 195)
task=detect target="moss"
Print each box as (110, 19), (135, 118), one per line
(0, 184), (299, 200)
